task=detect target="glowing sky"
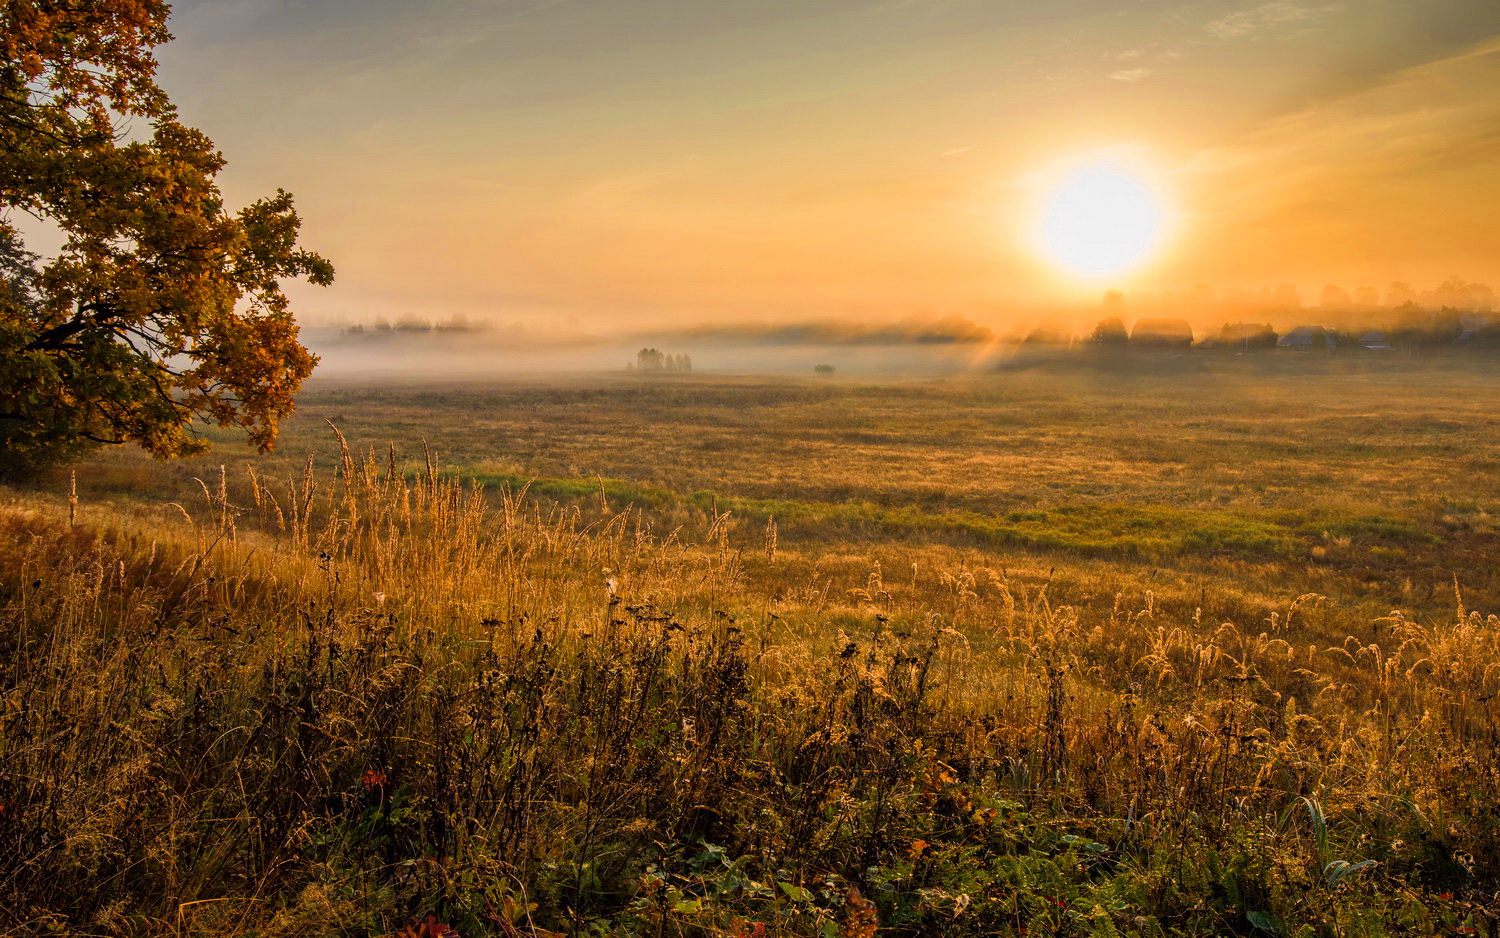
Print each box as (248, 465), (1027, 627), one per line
(157, 0), (1500, 325)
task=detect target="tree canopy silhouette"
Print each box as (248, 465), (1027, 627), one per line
(1088, 317), (1129, 346)
(0, 1), (332, 474)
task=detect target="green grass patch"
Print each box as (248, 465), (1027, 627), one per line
(456, 468), (1436, 563)
(1306, 515), (1436, 544)
(696, 497), (1304, 560)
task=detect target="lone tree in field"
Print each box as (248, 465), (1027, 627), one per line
(1088, 317), (1129, 347)
(0, 1), (332, 475)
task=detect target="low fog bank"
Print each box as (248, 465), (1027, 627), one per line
(306, 314), (1011, 380)
(305, 285), (1500, 382)
(307, 336), (1008, 380)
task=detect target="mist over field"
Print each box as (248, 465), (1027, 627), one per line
(311, 339), (1007, 379)
(306, 275), (1500, 380)
(306, 313), (1012, 378)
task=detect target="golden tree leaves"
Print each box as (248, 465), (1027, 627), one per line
(0, 1), (331, 471)
(1, 0), (171, 118)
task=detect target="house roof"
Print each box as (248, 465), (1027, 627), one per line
(1277, 325), (1336, 348)
(1130, 317), (1194, 341)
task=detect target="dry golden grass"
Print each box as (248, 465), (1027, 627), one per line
(3, 365), (1499, 935)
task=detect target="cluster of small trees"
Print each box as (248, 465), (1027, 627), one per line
(1382, 305), (1496, 350)
(1214, 322), (1278, 351)
(342, 314), (483, 336)
(629, 348), (692, 372)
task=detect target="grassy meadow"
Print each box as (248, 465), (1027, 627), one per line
(4, 360), (1500, 936)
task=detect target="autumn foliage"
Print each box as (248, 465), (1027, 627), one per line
(0, 0), (331, 473)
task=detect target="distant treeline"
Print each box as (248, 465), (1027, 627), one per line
(1024, 304), (1500, 355)
(340, 314), (486, 336)
(670, 313), (994, 346)
(334, 313), (999, 348)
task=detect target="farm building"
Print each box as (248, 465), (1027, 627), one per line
(1277, 325), (1337, 352)
(1130, 317), (1193, 349)
(1356, 330), (1396, 351)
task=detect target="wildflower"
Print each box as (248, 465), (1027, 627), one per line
(394, 916), (458, 938)
(840, 887), (878, 938)
(361, 768), (390, 791)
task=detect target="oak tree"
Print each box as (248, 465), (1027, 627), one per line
(0, 0), (332, 475)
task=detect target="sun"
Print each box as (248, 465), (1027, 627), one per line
(1035, 159), (1167, 279)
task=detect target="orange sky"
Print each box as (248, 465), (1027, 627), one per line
(157, 0), (1500, 327)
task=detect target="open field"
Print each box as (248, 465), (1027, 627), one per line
(76, 360), (1500, 625)
(4, 362), (1500, 935)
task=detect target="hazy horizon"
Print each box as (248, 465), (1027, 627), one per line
(149, 0), (1500, 329)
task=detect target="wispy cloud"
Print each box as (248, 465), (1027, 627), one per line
(1185, 37), (1500, 216)
(1100, 39), (1184, 83)
(1205, 2), (1338, 39)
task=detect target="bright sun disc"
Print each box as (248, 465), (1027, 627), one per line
(1038, 161), (1165, 278)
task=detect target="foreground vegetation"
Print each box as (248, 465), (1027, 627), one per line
(4, 367), (1500, 935)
